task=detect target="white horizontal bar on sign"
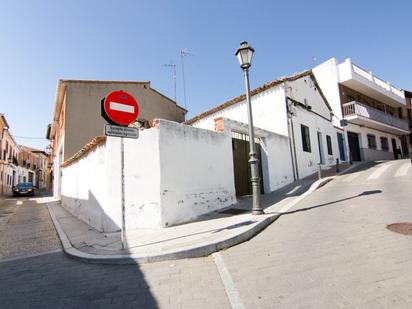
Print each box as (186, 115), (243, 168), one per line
(109, 102), (135, 113)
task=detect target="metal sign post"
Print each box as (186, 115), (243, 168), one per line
(101, 90), (139, 251)
(120, 137), (126, 250)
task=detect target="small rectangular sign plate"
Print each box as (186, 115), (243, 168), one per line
(104, 124), (139, 139)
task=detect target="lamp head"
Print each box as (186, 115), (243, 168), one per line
(235, 41), (254, 69)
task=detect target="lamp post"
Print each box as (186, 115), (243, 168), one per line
(235, 41), (263, 215)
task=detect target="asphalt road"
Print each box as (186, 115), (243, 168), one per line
(0, 159), (411, 308)
(221, 159), (412, 308)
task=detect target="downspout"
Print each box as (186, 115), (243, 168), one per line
(285, 96), (299, 180)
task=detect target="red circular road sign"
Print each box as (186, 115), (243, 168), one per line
(103, 91), (139, 126)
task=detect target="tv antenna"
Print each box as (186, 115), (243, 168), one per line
(180, 48), (193, 110)
(162, 62), (177, 103)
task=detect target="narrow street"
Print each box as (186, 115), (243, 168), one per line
(0, 195), (60, 259)
(0, 160), (411, 308)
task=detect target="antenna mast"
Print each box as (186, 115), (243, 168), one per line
(163, 63), (177, 103)
(180, 48), (191, 110)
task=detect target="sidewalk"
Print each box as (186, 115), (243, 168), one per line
(47, 162), (358, 264)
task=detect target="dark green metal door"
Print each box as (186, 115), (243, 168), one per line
(231, 132), (264, 196)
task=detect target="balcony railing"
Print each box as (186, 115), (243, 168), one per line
(342, 101), (409, 131)
(351, 62), (405, 100)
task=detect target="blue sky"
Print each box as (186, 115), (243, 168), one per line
(1, 0), (411, 150)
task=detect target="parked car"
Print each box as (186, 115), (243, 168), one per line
(12, 182), (35, 197)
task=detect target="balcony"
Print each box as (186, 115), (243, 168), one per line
(343, 101), (409, 134)
(338, 59), (405, 107)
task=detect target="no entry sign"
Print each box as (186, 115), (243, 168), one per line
(102, 90), (139, 126)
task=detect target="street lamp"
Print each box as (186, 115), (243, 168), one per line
(235, 41), (263, 215)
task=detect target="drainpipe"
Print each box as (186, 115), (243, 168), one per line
(286, 97), (299, 180)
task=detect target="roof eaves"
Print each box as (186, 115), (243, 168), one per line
(0, 113), (10, 129)
(185, 69), (312, 125)
(59, 79), (150, 85)
(308, 71), (333, 112)
(149, 86), (187, 113)
(61, 136), (107, 168)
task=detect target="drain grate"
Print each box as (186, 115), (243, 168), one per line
(386, 222), (412, 236)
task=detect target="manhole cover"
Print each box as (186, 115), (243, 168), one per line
(386, 222), (412, 236)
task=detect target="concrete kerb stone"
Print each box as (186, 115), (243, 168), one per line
(47, 166), (361, 265)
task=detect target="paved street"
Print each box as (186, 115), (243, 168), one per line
(0, 159), (411, 308)
(221, 159), (412, 308)
(0, 195), (60, 259)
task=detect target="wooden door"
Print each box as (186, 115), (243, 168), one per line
(347, 131), (361, 161)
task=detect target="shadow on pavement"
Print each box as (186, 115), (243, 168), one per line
(127, 220), (256, 250)
(270, 190), (383, 216)
(0, 252), (159, 308)
(339, 161), (384, 175)
(0, 196), (160, 308)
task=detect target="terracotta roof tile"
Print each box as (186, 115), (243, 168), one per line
(61, 136), (106, 168)
(185, 70), (331, 125)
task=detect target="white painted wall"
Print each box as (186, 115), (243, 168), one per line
(61, 141), (117, 231)
(122, 129), (162, 229)
(290, 106), (340, 178)
(61, 120), (236, 232)
(219, 118), (294, 193)
(312, 58), (343, 128)
(157, 121), (236, 226)
(193, 85), (288, 136)
(345, 123), (403, 161)
(192, 74), (340, 182)
(53, 134), (64, 200)
(285, 75), (341, 177)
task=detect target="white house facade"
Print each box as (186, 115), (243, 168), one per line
(313, 58), (411, 162)
(187, 70), (344, 196)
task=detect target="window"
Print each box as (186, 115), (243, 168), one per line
(326, 135), (333, 155)
(380, 137), (389, 151)
(367, 134), (377, 149)
(301, 124), (311, 152)
(28, 172), (33, 183)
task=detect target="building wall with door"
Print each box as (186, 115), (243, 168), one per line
(189, 71), (340, 185)
(289, 105), (341, 178)
(345, 123), (402, 161)
(313, 57), (410, 161)
(60, 120), (236, 232)
(215, 117), (294, 194)
(285, 74), (342, 178)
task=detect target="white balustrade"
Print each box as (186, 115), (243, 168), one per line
(351, 63), (404, 100)
(352, 64), (373, 81)
(342, 101), (408, 131)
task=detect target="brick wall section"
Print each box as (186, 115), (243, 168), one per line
(149, 119), (161, 128)
(214, 117), (225, 132)
(61, 136), (106, 168)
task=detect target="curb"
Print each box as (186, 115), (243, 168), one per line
(47, 173), (346, 265)
(47, 202), (280, 264)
